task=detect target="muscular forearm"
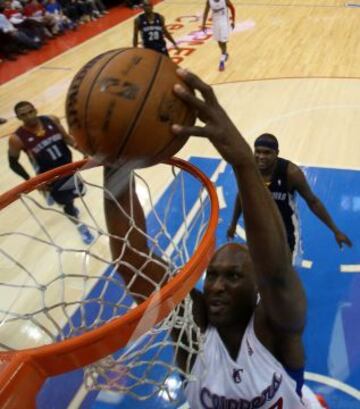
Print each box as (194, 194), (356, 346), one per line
(234, 159), (291, 274)
(8, 155), (30, 180)
(309, 199), (339, 233)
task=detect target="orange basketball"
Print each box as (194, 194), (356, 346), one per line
(65, 48), (195, 168)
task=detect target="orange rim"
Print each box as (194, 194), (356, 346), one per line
(0, 157), (219, 408)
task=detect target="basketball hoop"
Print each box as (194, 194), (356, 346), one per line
(0, 157), (218, 408)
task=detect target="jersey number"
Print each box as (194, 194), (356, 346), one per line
(46, 145), (62, 160)
(148, 31), (160, 41)
(269, 397), (283, 409)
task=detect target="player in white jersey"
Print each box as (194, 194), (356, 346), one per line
(202, 0), (235, 71)
(105, 70), (328, 408)
(171, 70), (328, 408)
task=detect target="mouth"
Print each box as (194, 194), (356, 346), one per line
(208, 298), (229, 314)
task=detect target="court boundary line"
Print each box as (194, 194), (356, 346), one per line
(305, 371), (360, 400)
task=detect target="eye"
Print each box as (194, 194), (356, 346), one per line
(227, 272), (241, 281)
(206, 270), (216, 280)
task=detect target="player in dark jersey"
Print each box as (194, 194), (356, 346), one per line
(227, 133), (352, 254)
(8, 101), (94, 245)
(133, 1), (178, 56)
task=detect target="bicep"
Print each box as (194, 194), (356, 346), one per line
(257, 266), (307, 335)
(8, 135), (23, 158)
(290, 165), (317, 204)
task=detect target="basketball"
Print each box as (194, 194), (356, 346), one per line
(65, 48), (195, 168)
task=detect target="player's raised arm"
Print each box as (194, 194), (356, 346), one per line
(104, 167), (168, 304)
(227, 190), (242, 240)
(172, 69), (307, 336)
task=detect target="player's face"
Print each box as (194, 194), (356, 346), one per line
(254, 146), (278, 171)
(204, 245), (257, 328)
(16, 105), (38, 126)
(143, 3), (153, 14)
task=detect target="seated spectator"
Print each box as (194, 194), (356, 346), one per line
(44, 0), (76, 31)
(23, 0), (60, 35)
(2, 0), (49, 43)
(58, 0), (91, 25)
(0, 13), (40, 60)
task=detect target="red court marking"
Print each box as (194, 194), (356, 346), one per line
(0, 5), (151, 85)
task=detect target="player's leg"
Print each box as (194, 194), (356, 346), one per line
(218, 41), (227, 71)
(214, 20), (230, 71)
(104, 167), (168, 303)
(49, 176), (94, 245)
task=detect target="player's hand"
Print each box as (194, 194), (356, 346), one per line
(334, 231), (352, 248)
(231, 21), (235, 29)
(226, 224), (236, 240)
(172, 69), (253, 167)
(201, 25), (207, 33)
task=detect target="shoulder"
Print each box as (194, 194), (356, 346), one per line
(46, 115), (61, 125)
(9, 133), (24, 150)
(286, 161), (304, 181)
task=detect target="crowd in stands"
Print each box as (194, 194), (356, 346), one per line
(0, 0), (109, 61)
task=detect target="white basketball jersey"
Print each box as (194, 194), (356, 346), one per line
(209, 0), (229, 23)
(184, 315), (306, 408)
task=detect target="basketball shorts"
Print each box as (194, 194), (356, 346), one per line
(146, 43), (169, 57)
(49, 174), (86, 205)
(212, 20), (231, 42)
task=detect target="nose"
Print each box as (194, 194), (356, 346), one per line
(211, 275), (226, 293)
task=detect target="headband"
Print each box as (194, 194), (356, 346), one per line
(254, 137), (278, 151)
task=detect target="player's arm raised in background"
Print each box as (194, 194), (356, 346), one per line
(8, 134), (31, 181)
(133, 17), (140, 48)
(226, 0), (235, 29)
(160, 15), (179, 50)
(201, 0), (210, 32)
(172, 69), (307, 370)
(288, 162), (352, 249)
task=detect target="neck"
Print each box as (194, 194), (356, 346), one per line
(24, 119), (40, 130)
(217, 315), (252, 361)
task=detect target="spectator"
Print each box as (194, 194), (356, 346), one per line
(23, 0), (60, 35)
(2, 0), (49, 43)
(44, 0), (76, 31)
(0, 11), (41, 53)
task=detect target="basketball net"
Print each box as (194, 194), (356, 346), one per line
(0, 158), (218, 406)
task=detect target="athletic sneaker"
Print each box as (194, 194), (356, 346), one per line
(219, 61), (225, 71)
(77, 224), (94, 245)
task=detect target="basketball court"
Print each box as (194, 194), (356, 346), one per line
(0, 0), (359, 407)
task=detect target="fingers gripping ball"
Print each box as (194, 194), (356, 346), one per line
(66, 48), (196, 168)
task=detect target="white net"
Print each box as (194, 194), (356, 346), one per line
(0, 160), (214, 401)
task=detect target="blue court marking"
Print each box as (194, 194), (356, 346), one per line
(37, 157), (360, 408)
